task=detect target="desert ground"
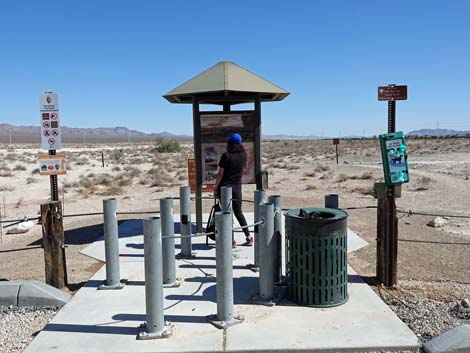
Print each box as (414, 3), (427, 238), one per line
(1, 137), (469, 351)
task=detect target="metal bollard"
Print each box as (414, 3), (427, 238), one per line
(253, 189), (267, 269)
(160, 198), (179, 287)
(325, 194), (339, 209)
(268, 195), (282, 283)
(137, 217), (172, 339)
(220, 186), (232, 213)
(98, 198), (124, 290)
(252, 202), (275, 305)
(206, 211), (243, 328)
(178, 186), (194, 258)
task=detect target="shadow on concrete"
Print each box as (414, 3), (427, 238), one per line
(0, 245), (42, 254)
(43, 323), (137, 335)
(29, 223), (105, 246)
(112, 313), (208, 324)
(179, 264), (249, 271)
(81, 280), (145, 288)
(166, 277), (257, 304)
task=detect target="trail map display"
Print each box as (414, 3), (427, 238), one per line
(200, 112), (256, 184)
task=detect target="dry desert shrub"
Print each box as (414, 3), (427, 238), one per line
(349, 185), (374, 196)
(26, 177), (39, 184)
(13, 164), (27, 171)
(336, 171), (374, 182)
(4, 153), (18, 161)
(305, 184), (317, 191)
(0, 165), (13, 177)
(314, 164), (330, 173)
(0, 185), (15, 192)
(112, 166), (121, 172)
(415, 176), (432, 191)
(147, 167), (174, 187)
(304, 171), (316, 178)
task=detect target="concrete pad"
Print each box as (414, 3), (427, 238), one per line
(24, 218), (418, 353)
(17, 280), (71, 307)
(0, 282), (20, 306)
(423, 324), (470, 353)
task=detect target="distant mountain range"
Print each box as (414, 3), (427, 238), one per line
(407, 128), (470, 136)
(1, 123), (468, 143)
(0, 123), (190, 142)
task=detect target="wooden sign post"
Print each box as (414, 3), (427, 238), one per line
(41, 201), (67, 289)
(333, 138), (340, 164)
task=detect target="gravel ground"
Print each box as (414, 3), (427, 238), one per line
(0, 306), (58, 353)
(377, 280), (470, 344)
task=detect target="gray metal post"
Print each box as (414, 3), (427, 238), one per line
(220, 186), (232, 213)
(138, 217), (171, 339)
(160, 198), (178, 287)
(256, 202), (275, 303)
(206, 211), (243, 328)
(253, 189), (266, 269)
(179, 186), (193, 258)
(216, 211), (233, 322)
(269, 195), (282, 283)
(99, 198), (124, 290)
(325, 194), (339, 209)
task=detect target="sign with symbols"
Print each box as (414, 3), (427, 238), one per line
(40, 93), (61, 150)
(188, 159), (215, 193)
(378, 85), (408, 101)
(38, 153), (67, 176)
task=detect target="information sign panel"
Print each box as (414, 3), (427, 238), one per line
(38, 153), (67, 175)
(378, 85), (408, 101)
(40, 93), (61, 150)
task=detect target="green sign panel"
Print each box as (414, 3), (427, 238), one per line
(379, 131), (409, 186)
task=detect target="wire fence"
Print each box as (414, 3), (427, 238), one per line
(1, 195), (469, 229)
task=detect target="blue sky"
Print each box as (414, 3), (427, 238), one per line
(1, 1), (469, 136)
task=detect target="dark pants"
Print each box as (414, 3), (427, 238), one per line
(219, 183), (250, 238)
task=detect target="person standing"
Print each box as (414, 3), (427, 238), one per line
(214, 133), (253, 248)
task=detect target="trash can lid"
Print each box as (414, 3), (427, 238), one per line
(286, 207), (348, 221)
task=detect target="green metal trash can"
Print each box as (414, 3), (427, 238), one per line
(285, 208), (348, 307)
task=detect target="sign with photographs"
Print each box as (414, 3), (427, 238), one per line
(38, 153), (67, 176)
(40, 92), (61, 150)
(200, 112), (256, 184)
(188, 159), (214, 193)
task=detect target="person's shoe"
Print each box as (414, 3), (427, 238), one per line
(232, 240), (238, 249)
(242, 236), (253, 247)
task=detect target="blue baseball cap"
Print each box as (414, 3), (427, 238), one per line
(227, 133), (242, 144)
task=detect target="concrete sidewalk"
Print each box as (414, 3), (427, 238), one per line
(24, 214), (419, 353)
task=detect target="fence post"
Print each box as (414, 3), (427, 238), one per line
(41, 201), (67, 289)
(252, 202), (275, 305)
(160, 197), (179, 287)
(252, 189), (266, 270)
(138, 217), (172, 339)
(178, 186), (194, 258)
(99, 198), (124, 290)
(269, 195), (282, 283)
(207, 211), (243, 328)
(325, 194), (339, 209)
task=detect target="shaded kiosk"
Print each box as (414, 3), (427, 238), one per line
(164, 61), (289, 232)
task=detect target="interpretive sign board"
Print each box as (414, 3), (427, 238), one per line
(38, 153), (67, 176)
(200, 112), (256, 184)
(188, 159), (214, 193)
(40, 93), (61, 150)
(333, 138), (340, 145)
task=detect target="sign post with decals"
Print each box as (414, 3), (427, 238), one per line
(40, 92), (64, 201)
(376, 84), (408, 288)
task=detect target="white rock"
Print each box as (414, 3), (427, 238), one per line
(6, 221), (35, 234)
(427, 217), (448, 228)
